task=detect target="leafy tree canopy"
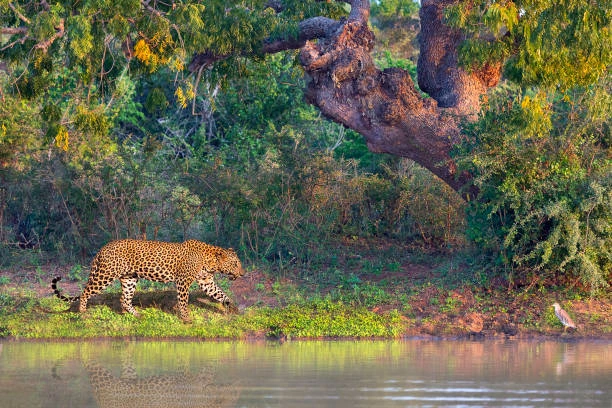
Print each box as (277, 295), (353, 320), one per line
(446, 0), (611, 89)
(0, 1), (346, 91)
(1, 0), (609, 152)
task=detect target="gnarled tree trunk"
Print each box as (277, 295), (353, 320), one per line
(191, 0), (502, 197)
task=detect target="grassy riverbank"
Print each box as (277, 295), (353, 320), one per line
(1, 242), (610, 340)
(0, 294), (405, 340)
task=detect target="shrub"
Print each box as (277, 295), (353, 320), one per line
(455, 83), (611, 292)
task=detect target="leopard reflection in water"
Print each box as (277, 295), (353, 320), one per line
(80, 356), (240, 408)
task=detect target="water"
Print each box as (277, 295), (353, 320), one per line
(0, 339), (610, 407)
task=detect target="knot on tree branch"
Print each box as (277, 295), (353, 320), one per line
(299, 20), (374, 75)
(333, 20), (375, 52)
(299, 41), (332, 72)
(381, 68), (422, 108)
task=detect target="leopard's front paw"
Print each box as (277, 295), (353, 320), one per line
(223, 301), (239, 314)
(179, 313), (193, 324)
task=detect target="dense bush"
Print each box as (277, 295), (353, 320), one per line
(0, 53), (465, 268)
(455, 82), (611, 292)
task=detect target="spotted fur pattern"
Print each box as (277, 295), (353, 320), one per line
(51, 239), (244, 321)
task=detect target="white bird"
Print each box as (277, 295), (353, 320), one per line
(553, 302), (576, 331)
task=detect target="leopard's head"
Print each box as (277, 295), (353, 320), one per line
(218, 248), (245, 280)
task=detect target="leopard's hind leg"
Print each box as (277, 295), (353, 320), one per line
(79, 273), (118, 313)
(79, 256), (124, 313)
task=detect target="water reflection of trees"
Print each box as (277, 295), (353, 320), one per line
(397, 340), (612, 380)
(239, 340), (611, 379)
(1, 340), (610, 407)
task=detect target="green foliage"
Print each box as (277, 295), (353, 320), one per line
(0, 94), (43, 168)
(446, 0), (611, 89)
(1, 0), (347, 103)
(371, 0), (419, 18)
(370, 0), (420, 62)
(66, 15), (94, 62)
(1, 48), (462, 262)
(331, 282), (395, 308)
(455, 82), (611, 292)
(145, 87), (169, 114)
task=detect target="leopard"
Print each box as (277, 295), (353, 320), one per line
(51, 239), (245, 322)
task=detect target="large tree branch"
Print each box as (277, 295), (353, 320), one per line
(0, 27), (29, 52)
(189, 0), (501, 197)
(298, 0), (500, 196)
(1, 27), (27, 35)
(189, 16), (342, 71)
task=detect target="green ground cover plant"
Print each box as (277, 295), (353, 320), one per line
(0, 289), (405, 340)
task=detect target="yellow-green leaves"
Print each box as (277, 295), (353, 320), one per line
(483, 2), (519, 35)
(67, 15), (94, 61)
(174, 84), (195, 109)
(519, 93), (552, 136)
(133, 15), (175, 73)
(74, 105), (110, 138)
(170, 3), (206, 32)
(54, 125), (69, 152)
(447, 0), (611, 89)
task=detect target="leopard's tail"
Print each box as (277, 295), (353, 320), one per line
(51, 276), (80, 303)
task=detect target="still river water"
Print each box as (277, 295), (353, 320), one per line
(0, 339), (610, 407)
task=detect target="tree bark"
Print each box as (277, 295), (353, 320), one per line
(191, 0), (502, 197)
